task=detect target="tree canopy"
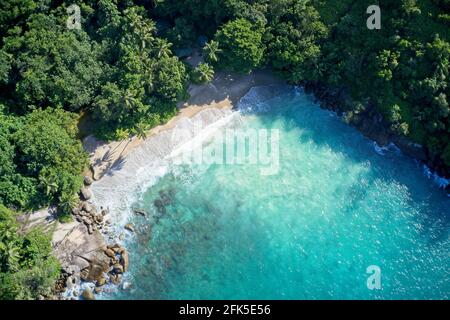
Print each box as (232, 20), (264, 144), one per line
(0, 204), (60, 299)
(214, 18), (265, 73)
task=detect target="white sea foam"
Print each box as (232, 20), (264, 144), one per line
(373, 142), (400, 156)
(422, 164), (449, 190)
(372, 142), (448, 190)
(169, 111), (239, 160)
(90, 108), (236, 234)
(238, 84), (295, 114)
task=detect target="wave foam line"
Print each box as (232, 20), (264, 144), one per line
(90, 108), (236, 229)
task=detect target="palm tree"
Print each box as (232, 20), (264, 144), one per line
(4, 242), (20, 272)
(154, 39), (172, 59)
(39, 175), (58, 197)
(0, 225), (14, 241)
(115, 128), (131, 141)
(134, 122), (149, 140)
(123, 90), (136, 109)
(194, 63), (215, 83)
(58, 193), (79, 216)
(123, 88), (141, 112)
(0, 224), (21, 272)
(127, 8), (156, 50)
(203, 40), (222, 63)
(139, 23), (155, 50)
(142, 56), (155, 93)
(108, 128), (131, 157)
(114, 127), (135, 157)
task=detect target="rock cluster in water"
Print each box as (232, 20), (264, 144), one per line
(52, 175), (132, 300)
(153, 188), (176, 221)
(72, 201), (108, 235)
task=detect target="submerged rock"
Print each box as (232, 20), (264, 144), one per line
(97, 277), (106, 287)
(113, 264), (124, 274)
(153, 199), (167, 214)
(94, 287), (103, 294)
(124, 223), (135, 233)
(120, 250), (129, 272)
(133, 208), (147, 217)
(110, 273), (122, 285)
(82, 289), (95, 300)
(159, 190), (172, 205)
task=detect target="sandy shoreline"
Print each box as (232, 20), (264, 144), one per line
(83, 70), (285, 181)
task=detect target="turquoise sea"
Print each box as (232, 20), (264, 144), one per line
(106, 86), (449, 299)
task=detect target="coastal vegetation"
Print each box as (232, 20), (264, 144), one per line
(0, 204), (60, 299)
(0, 0), (449, 299)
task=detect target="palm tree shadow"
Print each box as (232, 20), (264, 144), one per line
(108, 155), (127, 174)
(102, 149), (114, 162)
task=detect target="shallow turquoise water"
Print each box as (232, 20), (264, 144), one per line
(109, 87), (449, 300)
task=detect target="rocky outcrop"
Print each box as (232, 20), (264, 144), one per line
(52, 222), (109, 283)
(51, 212), (130, 298)
(72, 202), (108, 234)
(84, 176), (93, 186)
(19, 206), (124, 299)
(124, 223), (135, 233)
(80, 187), (92, 201)
(120, 250), (129, 272)
(46, 172), (131, 299)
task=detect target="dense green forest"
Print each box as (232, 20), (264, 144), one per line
(0, 0), (449, 299)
